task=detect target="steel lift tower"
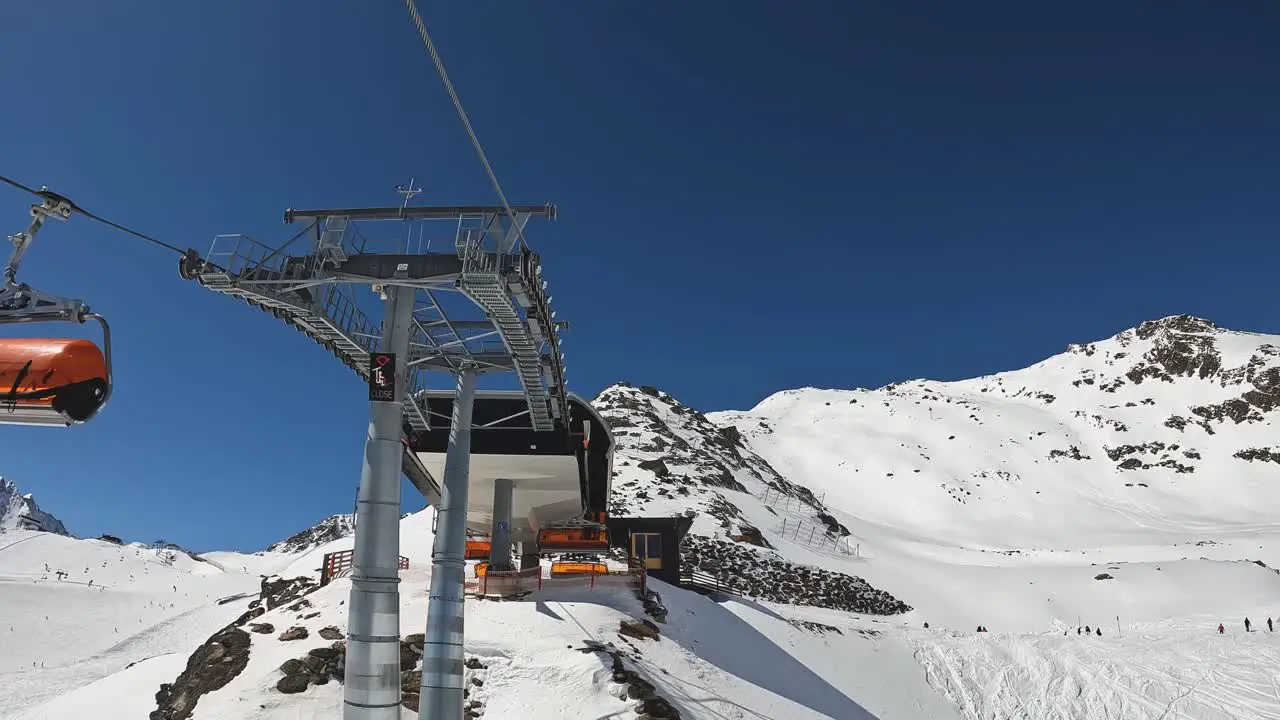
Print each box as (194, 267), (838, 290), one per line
(181, 199), (567, 719)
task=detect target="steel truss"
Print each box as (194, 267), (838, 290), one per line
(180, 202), (569, 435)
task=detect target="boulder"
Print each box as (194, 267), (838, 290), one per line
(248, 623), (274, 634)
(276, 674), (310, 694)
(318, 626), (345, 640)
(278, 626), (308, 641)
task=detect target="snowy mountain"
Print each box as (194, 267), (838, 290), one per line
(265, 514), (356, 554)
(597, 383), (909, 614)
(712, 314), (1280, 551)
(8, 314), (1280, 720)
(0, 477), (69, 536)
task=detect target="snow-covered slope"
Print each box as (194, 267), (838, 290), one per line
(696, 314), (1280, 719)
(715, 315), (1280, 551)
(0, 478), (69, 536)
(0, 530), (260, 718)
(25, 506), (954, 720)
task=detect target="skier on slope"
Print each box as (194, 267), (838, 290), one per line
(1245, 617), (1252, 632)
(1218, 623), (1225, 634)
(1269, 617), (1274, 632)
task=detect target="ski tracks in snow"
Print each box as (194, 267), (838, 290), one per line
(909, 627), (1280, 719)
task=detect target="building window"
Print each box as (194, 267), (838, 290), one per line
(631, 532), (662, 569)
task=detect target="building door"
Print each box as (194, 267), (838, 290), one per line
(631, 532), (662, 570)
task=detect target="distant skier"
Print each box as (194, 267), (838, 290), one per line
(1085, 625), (1091, 634)
(1077, 627), (1081, 635)
(1245, 617), (1252, 632)
(1269, 617), (1274, 632)
(1218, 623), (1225, 634)
(923, 622), (929, 629)
(1096, 628), (1101, 637)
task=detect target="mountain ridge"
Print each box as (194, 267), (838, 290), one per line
(0, 477), (70, 536)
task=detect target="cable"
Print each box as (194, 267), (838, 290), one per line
(74, 207), (186, 256)
(0, 174), (39, 196)
(1, 172), (185, 256)
(404, 0), (529, 251)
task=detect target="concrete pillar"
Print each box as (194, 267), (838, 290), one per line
(344, 285), (414, 720)
(418, 367), (477, 720)
(488, 479), (514, 570)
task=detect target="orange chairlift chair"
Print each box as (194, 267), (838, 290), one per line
(0, 190), (112, 427)
(536, 512), (611, 555)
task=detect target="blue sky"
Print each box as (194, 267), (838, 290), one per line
(1, 1), (1276, 551)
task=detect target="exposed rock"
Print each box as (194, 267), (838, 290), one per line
(267, 513), (356, 554)
(318, 625), (345, 640)
(248, 623), (274, 634)
(150, 627), (251, 719)
(731, 524), (771, 548)
(260, 575), (318, 611)
(308, 647), (341, 660)
(1235, 448), (1280, 464)
(682, 535), (910, 615)
(276, 674), (310, 694)
(619, 619), (661, 642)
(1094, 573), (1114, 580)
(278, 626), (308, 641)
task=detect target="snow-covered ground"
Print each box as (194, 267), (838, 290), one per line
(0, 530), (261, 718)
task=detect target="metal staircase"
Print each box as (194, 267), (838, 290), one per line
(457, 236), (554, 430)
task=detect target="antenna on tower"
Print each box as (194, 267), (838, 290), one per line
(395, 177), (422, 211)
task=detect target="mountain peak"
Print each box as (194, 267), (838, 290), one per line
(0, 477), (70, 536)
(1134, 315), (1218, 339)
(265, 513), (356, 554)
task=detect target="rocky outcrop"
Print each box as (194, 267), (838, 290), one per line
(152, 574), (322, 718)
(619, 619), (661, 642)
(266, 513), (356, 554)
(260, 575), (318, 610)
(149, 627), (251, 720)
(682, 535), (910, 615)
(276, 641), (346, 693)
(581, 639), (683, 720)
(1235, 448), (1280, 464)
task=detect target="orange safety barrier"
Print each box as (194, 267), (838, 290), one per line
(550, 561), (608, 576)
(0, 338), (108, 422)
(474, 561), (489, 578)
(465, 540), (491, 559)
(464, 564), (647, 598)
